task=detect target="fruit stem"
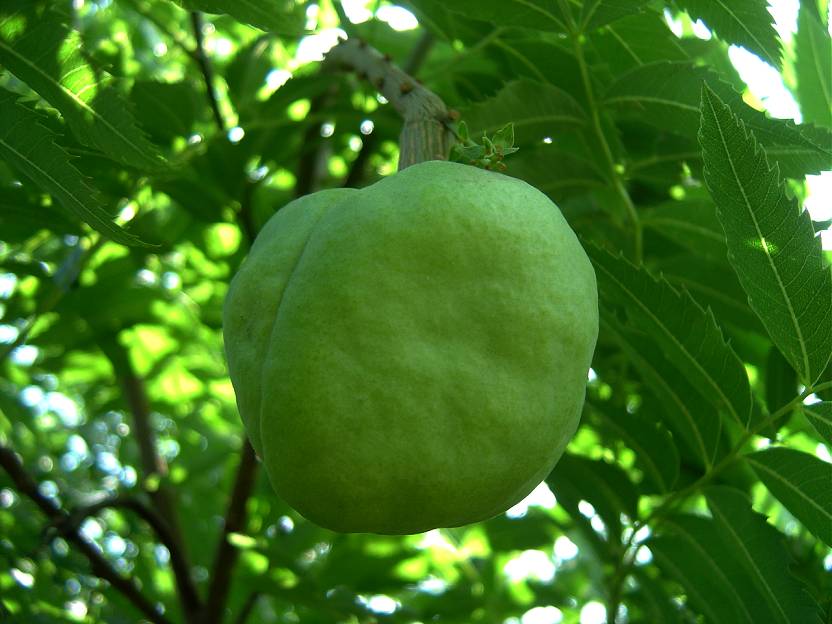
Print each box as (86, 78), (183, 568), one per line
(324, 37), (455, 169)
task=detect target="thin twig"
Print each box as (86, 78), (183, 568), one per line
(0, 444), (172, 624)
(190, 11), (227, 134)
(201, 441), (259, 624)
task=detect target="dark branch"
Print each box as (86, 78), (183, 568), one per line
(102, 341), (202, 622)
(233, 592), (261, 624)
(0, 444), (172, 624)
(294, 85), (340, 198)
(342, 31), (436, 188)
(325, 36), (453, 169)
(190, 11), (227, 134)
(51, 493), (196, 618)
(201, 440), (259, 624)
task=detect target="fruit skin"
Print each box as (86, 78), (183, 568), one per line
(223, 160), (598, 534)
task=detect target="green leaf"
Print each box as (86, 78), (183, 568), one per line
(628, 568), (683, 624)
(588, 401), (679, 493)
(803, 401), (832, 445)
(746, 447), (832, 547)
(674, 0), (781, 67)
(462, 79), (586, 145)
(658, 253), (763, 331)
(546, 453), (640, 539)
(795, 4), (832, 128)
(699, 85), (832, 385)
(651, 514), (771, 624)
(580, 0), (651, 32)
(130, 81), (200, 142)
(705, 486), (821, 624)
(590, 12), (689, 76)
(174, 0), (305, 34)
(641, 198), (727, 261)
(506, 147), (606, 200)
(604, 61), (832, 177)
(602, 315), (722, 468)
(0, 5), (164, 171)
(407, 0), (571, 32)
(0, 92), (149, 247)
(588, 244), (753, 429)
(765, 346), (798, 417)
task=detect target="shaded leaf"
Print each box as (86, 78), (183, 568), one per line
(462, 79), (586, 145)
(588, 244), (752, 429)
(657, 253), (763, 331)
(506, 147), (606, 200)
(641, 198), (727, 261)
(766, 346), (799, 418)
(705, 486), (821, 624)
(795, 4), (832, 128)
(546, 453), (639, 540)
(588, 401), (679, 492)
(604, 61), (832, 177)
(803, 401), (832, 445)
(674, 0), (781, 67)
(0, 92), (148, 247)
(746, 447), (832, 546)
(651, 514), (768, 624)
(579, 0), (651, 32)
(602, 315), (722, 468)
(0, 5), (164, 171)
(699, 85), (832, 385)
(130, 80), (201, 142)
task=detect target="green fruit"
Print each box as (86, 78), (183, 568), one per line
(223, 160), (598, 534)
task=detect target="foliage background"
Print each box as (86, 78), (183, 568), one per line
(0, 1), (831, 623)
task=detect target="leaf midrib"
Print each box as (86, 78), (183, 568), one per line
(0, 37), (154, 168)
(705, 92), (811, 381)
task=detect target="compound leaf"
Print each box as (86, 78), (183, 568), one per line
(699, 85), (832, 386)
(0, 91), (149, 247)
(705, 487), (820, 624)
(0, 4), (164, 171)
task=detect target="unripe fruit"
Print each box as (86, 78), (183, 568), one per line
(223, 160), (598, 534)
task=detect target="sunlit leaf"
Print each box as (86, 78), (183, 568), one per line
(174, 0), (305, 34)
(699, 85), (832, 385)
(674, 0), (781, 67)
(0, 92), (149, 247)
(0, 4), (164, 171)
(746, 447), (832, 547)
(795, 4), (832, 128)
